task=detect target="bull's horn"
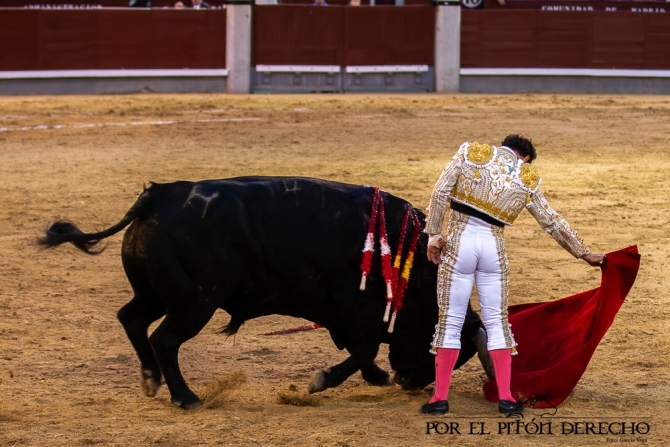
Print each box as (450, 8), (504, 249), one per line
(473, 327), (496, 381)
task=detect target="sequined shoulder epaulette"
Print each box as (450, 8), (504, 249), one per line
(466, 142), (494, 165)
(520, 163), (540, 189)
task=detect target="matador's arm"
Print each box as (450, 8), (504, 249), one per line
(525, 188), (589, 258)
(424, 142), (468, 236)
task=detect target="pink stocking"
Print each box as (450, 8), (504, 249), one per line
(429, 348), (459, 403)
(490, 348), (515, 402)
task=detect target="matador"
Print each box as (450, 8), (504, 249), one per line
(420, 135), (604, 417)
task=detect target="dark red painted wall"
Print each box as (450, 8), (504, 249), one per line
(0, 1), (228, 7)
(0, 8), (226, 70)
(251, 5), (435, 66)
(483, 0), (668, 12)
(343, 6), (434, 65)
(252, 5), (346, 65)
(2, 6), (670, 72)
(461, 9), (670, 69)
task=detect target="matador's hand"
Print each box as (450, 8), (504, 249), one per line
(427, 235), (447, 265)
(581, 252), (605, 267)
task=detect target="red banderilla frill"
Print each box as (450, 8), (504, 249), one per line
(387, 211), (422, 334)
(385, 209), (410, 323)
(377, 191), (394, 302)
(360, 188), (393, 297)
(359, 187), (380, 291)
(265, 189), (422, 336)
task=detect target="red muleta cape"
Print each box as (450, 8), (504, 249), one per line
(483, 245), (641, 408)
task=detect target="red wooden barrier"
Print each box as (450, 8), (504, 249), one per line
(252, 5), (345, 65)
(483, 0), (668, 12)
(150, 9), (226, 69)
(0, 9), (40, 70)
(0, 8), (226, 71)
(3, 6), (670, 73)
(344, 6), (434, 65)
(252, 5), (434, 66)
(0, 0), (228, 7)
(461, 9), (670, 69)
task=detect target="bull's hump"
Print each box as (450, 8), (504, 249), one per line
(187, 177), (369, 204)
(198, 176), (364, 193)
(151, 177), (370, 223)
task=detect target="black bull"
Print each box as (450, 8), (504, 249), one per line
(39, 177), (493, 409)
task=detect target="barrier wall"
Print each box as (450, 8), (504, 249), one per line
(251, 5), (435, 92)
(2, 4), (670, 93)
(344, 6), (434, 66)
(483, 0), (668, 12)
(2, 0), (422, 6)
(8, 5), (666, 73)
(252, 6), (345, 66)
(0, 8), (226, 71)
(461, 10), (670, 69)
(2, 0), (228, 7)
(252, 5), (434, 66)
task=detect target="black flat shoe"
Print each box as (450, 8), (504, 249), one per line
(420, 400), (449, 416)
(499, 400), (524, 417)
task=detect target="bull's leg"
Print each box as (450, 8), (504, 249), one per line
(309, 356), (360, 394)
(117, 295), (166, 397)
(360, 362), (393, 387)
(309, 343), (381, 393)
(148, 305), (217, 409)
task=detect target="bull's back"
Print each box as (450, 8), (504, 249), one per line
(122, 177), (394, 291)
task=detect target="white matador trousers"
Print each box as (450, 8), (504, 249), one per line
(431, 210), (517, 354)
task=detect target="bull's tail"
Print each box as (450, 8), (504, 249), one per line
(37, 185), (157, 254)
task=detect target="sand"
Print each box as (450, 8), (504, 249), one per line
(0, 93), (668, 446)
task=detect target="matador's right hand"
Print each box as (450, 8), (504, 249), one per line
(427, 234), (447, 265)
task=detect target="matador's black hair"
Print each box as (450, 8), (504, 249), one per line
(501, 134), (537, 163)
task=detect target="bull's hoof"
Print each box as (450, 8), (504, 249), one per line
(392, 372), (425, 390)
(368, 376), (393, 387)
(308, 369), (329, 394)
(172, 396), (202, 410)
(361, 368), (393, 387)
(473, 328), (496, 381)
(180, 400), (202, 410)
(141, 369), (161, 397)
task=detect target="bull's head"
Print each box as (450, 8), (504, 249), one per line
(392, 365), (435, 390)
(386, 279), (439, 390)
(389, 315), (493, 391)
(385, 234), (491, 390)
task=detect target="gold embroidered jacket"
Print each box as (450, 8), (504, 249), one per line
(425, 142), (588, 258)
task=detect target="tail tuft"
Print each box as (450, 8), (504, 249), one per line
(37, 219), (105, 254)
(220, 314), (247, 337)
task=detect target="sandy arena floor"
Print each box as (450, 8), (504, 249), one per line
(0, 93), (668, 446)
